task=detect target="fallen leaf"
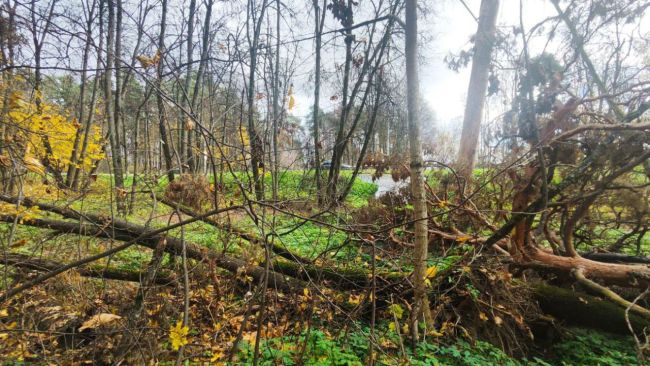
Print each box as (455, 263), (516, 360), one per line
(425, 266), (438, 279)
(79, 313), (122, 331)
(169, 320), (189, 350)
(494, 315), (503, 326)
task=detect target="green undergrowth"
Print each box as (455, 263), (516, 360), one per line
(231, 326), (639, 366)
(1, 170), (378, 273)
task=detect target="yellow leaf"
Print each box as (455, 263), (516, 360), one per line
(479, 312), (488, 321)
(429, 329), (444, 337)
(288, 95), (296, 110)
(425, 266), (438, 279)
(0, 309), (8, 317)
(303, 288), (310, 298)
(348, 294), (362, 305)
(210, 351), (224, 363)
(242, 331), (256, 343)
(388, 322), (396, 332)
(456, 235), (472, 243)
(388, 304), (404, 320)
(79, 313), (122, 331)
(169, 320), (189, 351)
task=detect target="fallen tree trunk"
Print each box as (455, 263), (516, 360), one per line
(1, 253), (175, 285)
(0, 213), (406, 292)
(581, 252), (650, 265)
(0, 194), (314, 266)
(526, 248), (650, 289)
(0, 195), (409, 291)
(534, 283), (650, 334)
(5, 213), (650, 337)
(0, 215), (306, 295)
(270, 259), (407, 290)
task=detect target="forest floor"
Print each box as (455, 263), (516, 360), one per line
(0, 171), (644, 365)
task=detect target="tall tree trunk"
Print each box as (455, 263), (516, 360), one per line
(405, 0), (432, 341)
(456, 0), (499, 179)
(72, 1), (103, 190)
(114, 0), (126, 178)
(157, 0), (174, 182)
(104, 0), (127, 212)
(181, 0), (196, 172)
(325, 0), (354, 204)
(338, 75), (383, 202)
(66, 0), (96, 188)
(189, 0), (213, 174)
(312, 0), (326, 205)
(30, 0), (65, 187)
(271, 0), (281, 201)
(245, 0), (269, 201)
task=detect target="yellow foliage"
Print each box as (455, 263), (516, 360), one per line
(348, 293), (362, 305)
(288, 85), (296, 110)
(169, 319), (190, 351)
(425, 266), (438, 279)
(6, 91), (104, 174)
(0, 203), (41, 222)
(239, 126), (250, 148)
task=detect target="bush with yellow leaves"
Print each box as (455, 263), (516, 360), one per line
(3, 90), (104, 177)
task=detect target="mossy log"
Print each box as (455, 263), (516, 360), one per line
(2, 253), (175, 285)
(533, 284), (650, 334)
(0, 215), (307, 293)
(269, 259), (406, 290)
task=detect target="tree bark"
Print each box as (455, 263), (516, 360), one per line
(104, 0), (127, 212)
(157, 0), (175, 183)
(66, 0), (96, 188)
(180, 0), (196, 172)
(3, 253), (175, 285)
(312, 0), (327, 205)
(456, 0), (499, 179)
(245, 0), (269, 201)
(405, 0), (432, 340)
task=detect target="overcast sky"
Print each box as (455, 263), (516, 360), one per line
(290, 0), (557, 131)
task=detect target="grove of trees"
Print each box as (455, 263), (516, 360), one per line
(0, 0), (649, 364)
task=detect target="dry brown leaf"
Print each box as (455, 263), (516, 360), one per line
(24, 156), (45, 175)
(494, 315), (503, 326)
(78, 313), (122, 331)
